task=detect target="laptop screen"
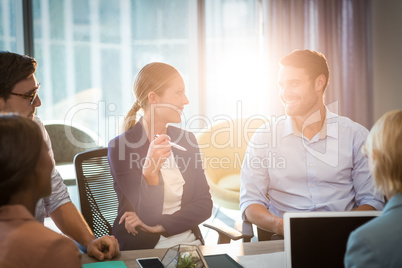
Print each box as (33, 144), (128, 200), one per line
(283, 211), (381, 268)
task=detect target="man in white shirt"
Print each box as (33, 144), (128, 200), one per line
(0, 51), (119, 260)
(240, 49), (384, 237)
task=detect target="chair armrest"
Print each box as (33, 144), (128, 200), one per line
(241, 220), (254, 242)
(203, 221), (254, 244)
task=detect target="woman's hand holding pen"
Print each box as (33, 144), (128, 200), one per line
(119, 211), (165, 236)
(142, 134), (171, 185)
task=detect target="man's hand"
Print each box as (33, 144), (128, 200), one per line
(353, 204), (376, 211)
(245, 204), (284, 236)
(275, 217), (284, 236)
(87, 235), (120, 261)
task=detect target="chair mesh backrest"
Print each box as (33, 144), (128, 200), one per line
(74, 148), (118, 238)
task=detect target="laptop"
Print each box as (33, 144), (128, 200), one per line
(283, 211), (381, 268)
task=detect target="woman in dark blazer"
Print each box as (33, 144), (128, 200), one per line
(108, 62), (212, 250)
(344, 110), (402, 267)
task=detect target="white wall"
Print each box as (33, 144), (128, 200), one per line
(372, 0), (402, 124)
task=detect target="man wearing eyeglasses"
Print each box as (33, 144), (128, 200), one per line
(0, 51), (120, 261)
(9, 83), (40, 108)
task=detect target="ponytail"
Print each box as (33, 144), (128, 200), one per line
(123, 100), (141, 132)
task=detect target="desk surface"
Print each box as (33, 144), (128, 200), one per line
(81, 240), (284, 267)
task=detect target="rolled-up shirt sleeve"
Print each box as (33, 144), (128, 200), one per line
(351, 125), (384, 210)
(240, 112), (385, 221)
(240, 126), (272, 220)
(34, 117), (71, 223)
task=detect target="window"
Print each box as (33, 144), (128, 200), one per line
(1, 0), (266, 142)
(0, 0), (24, 53)
(204, 0), (267, 122)
(32, 0), (199, 145)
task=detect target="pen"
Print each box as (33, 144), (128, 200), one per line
(154, 135), (187, 151)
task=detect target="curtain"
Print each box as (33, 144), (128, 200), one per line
(261, 0), (373, 128)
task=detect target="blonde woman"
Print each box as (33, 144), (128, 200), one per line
(344, 110), (402, 267)
(108, 62), (212, 250)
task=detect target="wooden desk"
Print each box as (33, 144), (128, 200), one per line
(81, 240), (284, 267)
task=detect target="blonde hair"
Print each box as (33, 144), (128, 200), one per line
(365, 110), (402, 197)
(123, 62), (181, 132)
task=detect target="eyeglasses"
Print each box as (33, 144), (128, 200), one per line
(10, 83), (40, 105)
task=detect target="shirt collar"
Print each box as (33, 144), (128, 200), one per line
(282, 106), (338, 140)
(383, 193), (402, 215)
(283, 116), (295, 138)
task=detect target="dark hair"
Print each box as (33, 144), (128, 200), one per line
(0, 114), (43, 205)
(280, 49), (330, 92)
(0, 51), (37, 100)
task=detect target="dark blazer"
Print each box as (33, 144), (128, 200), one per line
(344, 193), (402, 267)
(108, 119), (212, 250)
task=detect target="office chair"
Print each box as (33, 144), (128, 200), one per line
(197, 117), (274, 243)
(74, 147), (245, 244)
(197, 118), (268, 210)
(45, 123), (99, 165)
(74, 147), (117, 238)
(46, 123), (99, 186)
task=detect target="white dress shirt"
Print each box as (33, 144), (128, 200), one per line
(240, 108), (384, 219)
(34, 116), (71, 223)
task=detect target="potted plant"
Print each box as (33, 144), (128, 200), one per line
(162, 244), (208, 268)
